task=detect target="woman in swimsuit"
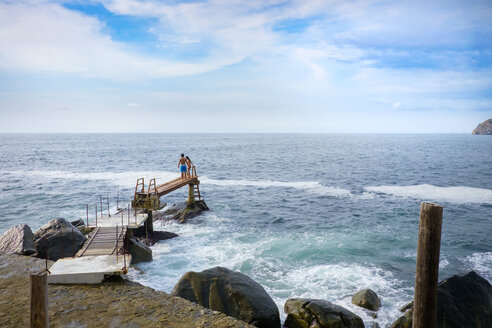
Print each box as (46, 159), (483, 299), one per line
(185, 156), (193, 177)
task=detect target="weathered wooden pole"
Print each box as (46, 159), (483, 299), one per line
(413, 202), (443, 328)
(30, 272), (48, 328)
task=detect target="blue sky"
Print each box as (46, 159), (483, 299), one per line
(0, 0), (491, 133)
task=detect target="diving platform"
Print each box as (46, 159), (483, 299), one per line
(48, 167), (203, 284)
(133, 166), (201, 209)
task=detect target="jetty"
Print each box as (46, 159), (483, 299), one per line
(48, 168), (201, 284)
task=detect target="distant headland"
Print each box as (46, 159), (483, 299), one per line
(472, 118), (492, 135)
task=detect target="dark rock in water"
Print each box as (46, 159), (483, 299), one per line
(284, 298), (364, 328)
(154, 200), (209, 223)
(391, 271), (492, 328)
(352, 288), (381, 311)
(128, 237), (152, 264)
(171, 266), (280, 328)
(472, 118), (492, 135)
(0, 224), (36, 255)
(33, 218), (87, 260)
(370, 322), (381, 328)
(135, 231), (178, 247)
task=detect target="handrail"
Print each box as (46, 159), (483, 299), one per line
(191, 165), (197, 177)
(147, 178), (157, 199)
(134, 178), (145, 199)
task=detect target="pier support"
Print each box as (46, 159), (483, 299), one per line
(30, 272), (48, 328)
(187, 184), (196, 205)
(413, 202), (443, 328)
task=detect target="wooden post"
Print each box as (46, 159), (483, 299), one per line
(30, 272), (48, 328)
(413, 202), (443, 328)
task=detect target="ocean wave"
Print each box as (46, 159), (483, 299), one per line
(461, 252), (492, 282)
(365, 184), (492, 204)
(200, 176), (351, 197)
(271, 263), (409, 328)
(2, 170), (352, 197)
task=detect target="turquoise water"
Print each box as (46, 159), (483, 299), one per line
(1, 134), (491, 327)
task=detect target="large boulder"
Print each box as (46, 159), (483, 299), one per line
(0, 224), (36, 255)
(391, 271), (492, 328)
(128, 237), (152, 264)
(284, 298), (364, 328)
(154, 200), (209, 223)
(33, 218), (87, 260)
(171, 266), (280, 328)
(351, 288), (381, 311)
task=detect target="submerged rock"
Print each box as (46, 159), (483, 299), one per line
(391, 271), (492, 328)
(351, 288), (381, 311)
(33, 218), (87, 260)
(171, 266), (280, 328)
(128, 237), (152, 264)
(0, 224), (36, 255)
(284, 298), (364, 328)
(154, 200), (209, 223)
(472, 118), (492, 135)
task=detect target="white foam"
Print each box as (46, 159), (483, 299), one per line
(200, 176), (351, 197)
(2, 170), (179, 188)
(2, 170), (352, 197)
(461, 252), (492, 282)
(365, 184), (492, 204)
(269, 263), (410, 328)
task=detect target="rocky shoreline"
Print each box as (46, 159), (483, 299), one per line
(0, 253), (255, 328)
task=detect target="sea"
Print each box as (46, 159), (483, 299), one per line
(0, 133), (491, 327)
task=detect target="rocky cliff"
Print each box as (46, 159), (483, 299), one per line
(472, 118), (492, 134)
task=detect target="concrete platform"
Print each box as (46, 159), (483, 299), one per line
(48, 254), (131, 284)
(88, 209), (147, 228)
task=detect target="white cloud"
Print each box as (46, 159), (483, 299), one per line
(0, 1), (246, 80)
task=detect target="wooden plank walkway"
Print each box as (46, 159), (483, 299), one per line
(76, 226), (126, 257)
(136, 176), (198, 198)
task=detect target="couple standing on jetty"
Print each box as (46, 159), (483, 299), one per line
(178, 154), (193, 179)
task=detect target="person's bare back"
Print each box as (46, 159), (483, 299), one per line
(178, 154), (187, 179)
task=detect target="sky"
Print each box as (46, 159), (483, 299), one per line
(0, 0), (491, 133)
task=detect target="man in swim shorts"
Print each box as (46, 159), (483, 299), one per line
(178, 153), (187, 179)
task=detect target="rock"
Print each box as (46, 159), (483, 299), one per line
(171, 266), (280, 328)
(390, 309), (412, 328)
(0, 224), (36, 255)
(351, 288), (381, 311)
(70, 219), (85, 228)
(399, 302), (412, 313)
(284, 298), (364, 328)
(33, 218), (87, 260)
(154, 200), (209, 223)
(128, 237), (152, 264)
(390, 271), (492, 328)
(370, 322), (381, 328)
(472, 118), (492, 135)
(134, 231), (178, 247)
